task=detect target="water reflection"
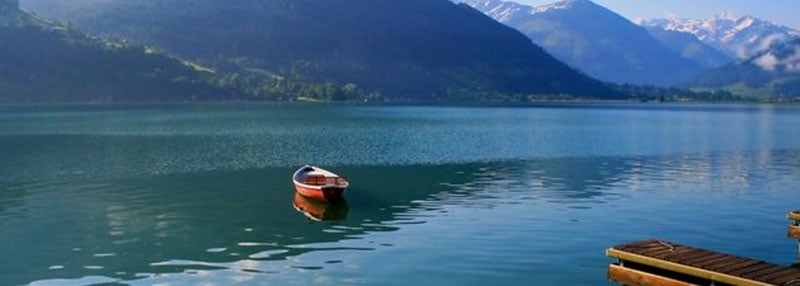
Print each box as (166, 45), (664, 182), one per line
(293, 193), (349, 222)
(2, 149), (800, 285)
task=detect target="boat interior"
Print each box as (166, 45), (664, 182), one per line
(298, 169), (348, 187)
(303, 175), (347, 186)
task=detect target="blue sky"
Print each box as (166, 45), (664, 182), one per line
(516, 0), (800, 29)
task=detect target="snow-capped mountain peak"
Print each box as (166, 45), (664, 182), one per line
(733, 16), (755, 33)
(457, 0), (593, 20)
(641, 14), (800, 59)
(456, 0), (533, 22)
(534, 0), (586, 13)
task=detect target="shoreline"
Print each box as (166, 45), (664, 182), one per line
(0, 98), (798, 108)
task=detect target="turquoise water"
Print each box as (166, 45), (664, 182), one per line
(1, 103), (799, 285)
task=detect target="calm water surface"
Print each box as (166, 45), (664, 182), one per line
(1, 103), (799, 285)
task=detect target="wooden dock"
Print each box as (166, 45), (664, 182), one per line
(789, 210), (800, 240)
(607, 212), (800, 285)
(790, 210), (800, 262)
(607, 239), (800, 285)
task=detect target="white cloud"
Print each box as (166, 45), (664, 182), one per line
(785, 46), (800, 71)
(758, 33), (787, 51)
(754, 53), (779, 71)
(754, 45), (800, 72)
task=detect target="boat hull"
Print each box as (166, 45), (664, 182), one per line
(294, 183), (345, 202)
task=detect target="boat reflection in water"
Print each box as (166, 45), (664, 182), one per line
(292, 192), (349, 221)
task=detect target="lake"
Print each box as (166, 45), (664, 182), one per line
(1, 103), (799, 285)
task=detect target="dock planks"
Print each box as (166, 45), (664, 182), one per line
(607, 239), (800, 286)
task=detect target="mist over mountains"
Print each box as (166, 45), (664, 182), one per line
(690, 38), (800, 98)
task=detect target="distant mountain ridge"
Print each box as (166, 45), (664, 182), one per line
(0, 0), (227, 102)
(689, 38), (800, 98)
(643, 27), (732, 69)
(641, 14), (800, 59)
(459, 0), (706, 86)
(20, 0), (619, 100)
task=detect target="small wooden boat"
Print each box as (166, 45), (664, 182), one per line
(292, 165), (349, 202)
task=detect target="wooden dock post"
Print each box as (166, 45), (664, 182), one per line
(789, 210), (800, 264)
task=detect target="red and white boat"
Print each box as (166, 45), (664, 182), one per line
(292, 165), (349, 202)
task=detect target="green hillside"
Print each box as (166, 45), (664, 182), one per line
(20, 0), (622, 101)
(0, 0), (231, 103)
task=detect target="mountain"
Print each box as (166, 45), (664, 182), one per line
(20, 0), (619, 101)
(689, 38), (800, 98)
(641, 14), (800, 59)
(458, 0), (533, 23)
(0, 0), (228, 103)
(458, 0), (704, 86)
(643, 26), (732, 68)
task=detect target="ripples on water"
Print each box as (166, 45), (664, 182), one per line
(1, 103), (798, 181)
(1, 104), (799, 285)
